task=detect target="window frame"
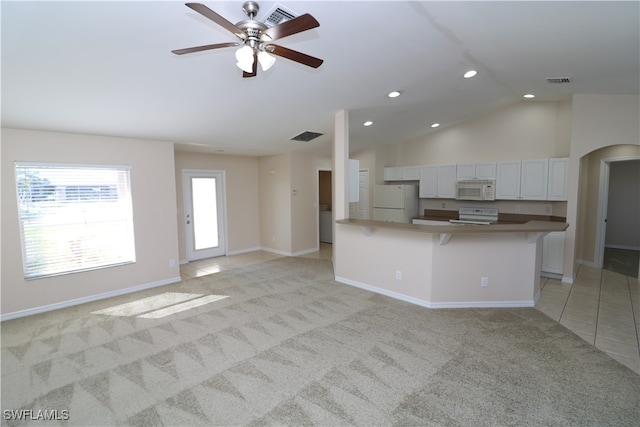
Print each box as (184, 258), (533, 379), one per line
(14, 161), (136, 280)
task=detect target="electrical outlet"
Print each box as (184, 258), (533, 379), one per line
(441, 202), (446, 208)
(395, 270), (402, 280)
(169, 259), (176, 268)
(515, 205), (521, 213)
(481, 277), (489, 287)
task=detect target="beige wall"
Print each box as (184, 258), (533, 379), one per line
(174, 151), (260, 260)
(566, 94), (640, 277)
(392, 100), (571, 166)
(258, 153), (292, 253)
(257, 151), (331, 255)
(1, 128), (180, 316)
(575, 144), (640, 264)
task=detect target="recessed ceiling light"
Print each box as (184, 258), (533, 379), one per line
(523, 93), (535, 99)
(363, 121), (373, 127)
(431, 123), (440, 128)
(388, 91), (401, 98)
(463, 70), (477, 78)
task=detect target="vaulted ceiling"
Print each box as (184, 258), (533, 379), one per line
(2, 1), (638, 156)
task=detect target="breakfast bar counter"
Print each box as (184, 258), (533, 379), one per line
(333, 218), (570, 309)
(336, 218), (568, 246)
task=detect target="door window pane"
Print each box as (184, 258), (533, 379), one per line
(192, 177), (219, 250)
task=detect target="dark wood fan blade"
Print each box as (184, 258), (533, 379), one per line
(260, 13), (319, 41)
(172, 42), (239, 55)
(266, 44), (323, 68)
(186, 2), (246, 39)
(243, 52), (258, 78)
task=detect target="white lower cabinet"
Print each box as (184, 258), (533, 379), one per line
(542, 231), (564, 275)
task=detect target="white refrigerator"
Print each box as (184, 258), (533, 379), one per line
(372, 184), (418, 223)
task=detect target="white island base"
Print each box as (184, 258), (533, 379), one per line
(334, 219), (568, 308)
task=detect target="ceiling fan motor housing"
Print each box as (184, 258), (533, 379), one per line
(242, 1), (260, 18)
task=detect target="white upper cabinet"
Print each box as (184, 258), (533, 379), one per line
(403, 166), (421, 181)
(456, 163), (476, 180)
(520, 159), (549, 200)
(437, 164), (457, 198)
(383, 167), (404, 181)
(476, 162), (497, 179)
(547, 158), (569, 201)
(496, 159), (548, 200)
(495, 161), (522, 199)
(456, 162), (496, 180)
(419, 164), (456, 198)
(383, 166), (421, 181)
(419, 166), (438, 198)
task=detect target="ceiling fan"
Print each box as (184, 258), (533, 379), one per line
(172, 2), (323, 78)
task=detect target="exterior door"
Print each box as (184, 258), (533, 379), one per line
(183, 170), (226, 261)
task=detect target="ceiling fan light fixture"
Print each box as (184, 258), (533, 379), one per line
(257, 50), (276, 71)
(235, 45), (255, 72)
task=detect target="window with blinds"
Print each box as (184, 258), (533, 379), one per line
(15, 162), (136, 279)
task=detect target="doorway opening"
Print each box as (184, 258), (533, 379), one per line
(596, 157), (640, 278)
(318, 170), (332, 244)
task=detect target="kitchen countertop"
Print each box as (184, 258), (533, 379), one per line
(413, 209), (567, 224)
(336, 218), (569, 234)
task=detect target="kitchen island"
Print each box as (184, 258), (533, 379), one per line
(333, 218), (569, 308)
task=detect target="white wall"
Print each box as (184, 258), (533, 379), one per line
(1, 128), (180, 316)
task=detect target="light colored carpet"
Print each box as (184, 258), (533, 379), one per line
(2, 257), (639, 426)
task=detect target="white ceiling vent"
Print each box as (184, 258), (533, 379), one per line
(546, 77), (571, 84)
(290, 131), (323, 142)
(261, 4), (298, 28)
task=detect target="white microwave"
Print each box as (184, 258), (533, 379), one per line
(455, 180), (496, 201)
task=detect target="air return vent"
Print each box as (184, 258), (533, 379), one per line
(262, 5), (297, 28)
(546, 77), (571, 84)
(290, 131), (323, 142)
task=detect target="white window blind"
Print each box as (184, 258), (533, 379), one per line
(15, 162), (136, 279)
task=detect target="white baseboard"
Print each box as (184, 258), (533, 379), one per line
(1, 276), (182, 322)
(577, 258), (598, 268)
(335, 276), (535, 309)
(259, 246), (319, 257)
(227, 246), (261, 256)
(561, 276), (574, 284)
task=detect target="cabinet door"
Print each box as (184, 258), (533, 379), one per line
(520, 159), (549, 200)
(419, 166), (438, 198)
(456, 163), (476, 180)
(476, 162), (497, 179)
(403, 166), (420, 181)
(383, 167), (403, 181)
(542, 231), (565, 274)
(548, 158), (569, 201)
(437, 165), (456, 198)
(496, 161), (521, 199)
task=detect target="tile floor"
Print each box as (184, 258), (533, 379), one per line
(181, 244), (640, 374)
(537, 265), (640, 374)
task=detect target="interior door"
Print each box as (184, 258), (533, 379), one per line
(183, 170), (226, 261)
